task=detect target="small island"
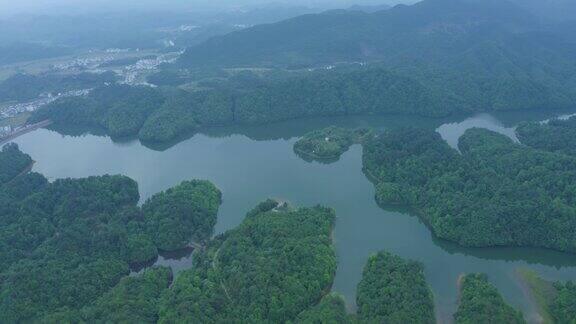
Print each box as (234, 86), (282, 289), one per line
(294, 126), (372, 163)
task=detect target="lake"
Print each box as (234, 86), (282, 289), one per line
(13, 110), (576, 323)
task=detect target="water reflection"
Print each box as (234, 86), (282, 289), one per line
(376, 204), (576, 268)
(436, 113), (519, 150)
(42, 108), (576, 151)
(131, 247), (195, 274)
(433, 236), (576, 269)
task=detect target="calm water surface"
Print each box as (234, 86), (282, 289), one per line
(13, 110), (576, 323)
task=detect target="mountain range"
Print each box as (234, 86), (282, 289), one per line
(179, 0), (576, 69)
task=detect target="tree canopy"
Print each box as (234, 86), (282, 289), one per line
(294, 126), (372, 163)
(0, 146), (222, 321)
(142, 180), (222, 251)
(517, 116), (576, 157)
(356, 251), (435, 324)
(295, 294), (353, 324)
(0, 143), (33, 185)
(363, 127), (576, 252)
(158, 203), (337, 323)
(550, 281), (576, 323)
(455, 274), (525, 324)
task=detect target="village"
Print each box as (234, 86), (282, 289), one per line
(0, 89), (91, 120)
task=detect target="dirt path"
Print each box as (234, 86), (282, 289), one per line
(212, 246), (233, 302)
(3, 161), (35, 186)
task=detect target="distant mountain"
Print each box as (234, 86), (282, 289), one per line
(225, 5), (320, 25)
(0, 42), (71, 66)
(179, 0), (549, 68)
(0, 6), (323, 56)
(510, 0), (576, 22)
(348, 3), (391, 13)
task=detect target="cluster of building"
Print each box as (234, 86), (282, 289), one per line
(53, 56), (112, 71)
(1, 49), (185, 127)
(105, 48), (132, 53)
(121, 51), (183, 86)
(0, 89), (91, 119)
(0, 125), (12, 138)
(178, 25), (199, 32)
(306, 62), (367, 72)
(0, 121), (52, 143)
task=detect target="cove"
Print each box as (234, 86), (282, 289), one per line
(12, 109), (576, 323)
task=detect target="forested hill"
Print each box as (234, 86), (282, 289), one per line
(516, 116), (576, 157)
(356, 252), (435, 323)
(363, 127), (576, 252)
(30, 62), (576, 148)
(348, 4), (391, 13)
(455, 274), (525, 323)
(0, 144), (222, 322)
(510, 0), (576, 22)
(178, 0), (571, 68)
(0, 143), (33, 185)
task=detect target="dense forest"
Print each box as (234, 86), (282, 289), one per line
(171, 0), (576, 129)
(363, 127), (576, 252)
(356, 251), (435, 323)
(178, 0), (576, 109)
(294, 294), (353, 324)
(158, 202), (337, 322)
(31, 57), (575, 146)
(0, 145), (222, 322)
(29, 85), (166, 138)
(0, 143), (33, 185)
(550, 281), (576, 323)
(294, 126), (371, 163)
(179, 0), (543, 67)
(146, 70), (192, 87)
(59, 266), (174, 323)
(142, 180), (222, 251)
(455, 274), (525, 323)
(516, 116), (576, 157)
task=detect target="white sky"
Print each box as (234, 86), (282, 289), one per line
(0, 0), (414, 16)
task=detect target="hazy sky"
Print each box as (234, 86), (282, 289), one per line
(0, 0), (415, 16)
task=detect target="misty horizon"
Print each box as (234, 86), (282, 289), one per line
(0, 0), (417, 17)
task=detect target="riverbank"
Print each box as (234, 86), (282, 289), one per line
(515, 269), (556, 324)
(0, 120), (52, 146)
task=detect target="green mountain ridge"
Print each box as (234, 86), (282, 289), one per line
(179, 0), (555, 68)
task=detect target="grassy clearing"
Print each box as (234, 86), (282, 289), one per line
(0, 112), (30, 128)
(516, 268), (558, 324)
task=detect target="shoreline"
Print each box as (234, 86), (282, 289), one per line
(515, 269), (556, 324)
(0, 120), (52, 146)
(293, 146), (345, 161)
